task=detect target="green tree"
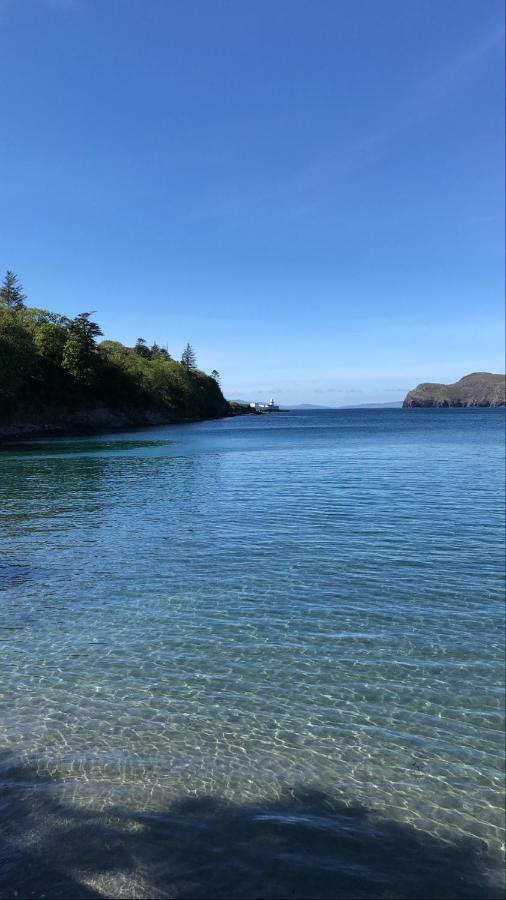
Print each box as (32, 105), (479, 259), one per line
(210, 369), (220, 384)
(0, 296), (229, 424)
(0, 308), (35, 413)
(71, 312), (102, 342)
(151, 342), (171, 360)
(62, 312), (103, 384)
(0, 271), (26, 310)
(181, 343), (197, 372)
(33, 321), (68, 365)
(134, 337), (152, 359)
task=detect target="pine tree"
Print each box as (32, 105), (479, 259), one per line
(134, 337), (152, 359)
(211, 369), (220, 384)
(62, 312), (103, 383)
(181, 343), (197, 371)
(0, 271), (26, 309)
(70, 312), (103, 342)
(151, 342), (171, 360)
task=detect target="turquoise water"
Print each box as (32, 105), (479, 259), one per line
(0, 409), (504, 899)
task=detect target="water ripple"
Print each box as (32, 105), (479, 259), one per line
(0, 409), (504, 897)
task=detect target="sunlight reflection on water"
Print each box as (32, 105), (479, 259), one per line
(0, 409), (504, 898)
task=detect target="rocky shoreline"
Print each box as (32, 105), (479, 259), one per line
(0, 403), (251, 443)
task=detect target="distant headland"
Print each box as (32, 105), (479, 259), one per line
(403, 373), (506, 408)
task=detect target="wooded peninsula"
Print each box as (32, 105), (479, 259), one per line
(0, 271), (242, 439)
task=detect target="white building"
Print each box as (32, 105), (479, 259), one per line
(249, 398), (280, 412)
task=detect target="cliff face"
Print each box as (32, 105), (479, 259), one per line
(403, 373), (506, 408)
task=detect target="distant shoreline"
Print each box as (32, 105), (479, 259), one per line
(2, 403), (504, 445)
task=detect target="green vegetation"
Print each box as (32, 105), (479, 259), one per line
(0, 271), (26, 310)
(0, 272), (229, 428)
(181, 343), (197, 372)
(403, 373), (506, 407)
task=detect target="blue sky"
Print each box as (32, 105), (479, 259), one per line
(0, 0), (504, 404)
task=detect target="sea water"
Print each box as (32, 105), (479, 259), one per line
(0, 409), (504, 898)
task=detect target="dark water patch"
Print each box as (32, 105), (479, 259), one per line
(0, 561), (54, 593)
(0, 437), (176, 458)
(0, 563), (34, 591)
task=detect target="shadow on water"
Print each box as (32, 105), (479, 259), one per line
(0, 438), (175, 457)
(0, 756), (503, 900)
(0, 564), (34, 591)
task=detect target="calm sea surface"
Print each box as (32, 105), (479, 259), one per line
(0, 409), (504, 899)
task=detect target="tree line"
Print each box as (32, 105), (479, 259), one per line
(0, 271), (225, 421)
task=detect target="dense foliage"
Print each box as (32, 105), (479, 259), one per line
(0, 275), (227, 423)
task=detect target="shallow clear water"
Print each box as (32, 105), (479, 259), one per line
(0, 409), (504, 899)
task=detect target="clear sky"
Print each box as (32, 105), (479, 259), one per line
(1, 0), (504, 405)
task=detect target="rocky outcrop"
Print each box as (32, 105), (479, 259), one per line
(403, 372), (506, 408)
